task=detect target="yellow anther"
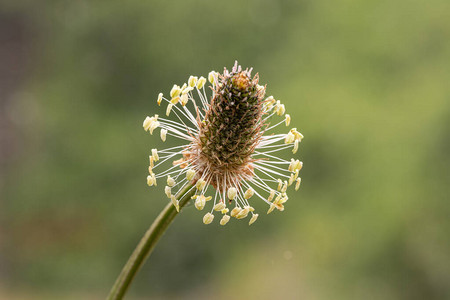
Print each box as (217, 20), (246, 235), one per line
(275, 101), (285, 116)
(160, 129), (167, 142)
(295, 178), (302, 191)
(147, 175), (155, 186)
(167, 175), (176, 187)
(195, 195), (206, 210)
(166, 103), (173, 116)
(203, 212), (214, 224)
(208, 71), (217, 84)
(143, 115), (159, 134)
(236, 207), (250, 219)
(196, 178), (206, 190)
(143, 116), (152, 131)
(197, 76), (206, 89)
(266, 96), (276, 105)
(285, 114), (291, 126)
(221, 208), (229, 214)
(182, 86), (194, 95)
(227, 187), (237, 200)
(220, 214), (230, 226)
(170, 195), (179, 212)
(285, 131), (295, 144)
(267, 203), (276, 214)
(277, 179), (283, 191)
(290, 128), (304, 141)
(214, 202), (226, 211)
(281, 180), (288, 193)
(151, 149), (159, 161)
(293, 140), (299, 154)
(268, 189), (275, 202)
(295, 160), (303, 171)
(230, 207), (242, 218)
(244, 188), (254, 200)
(186, 169), (196, 181)
(249, 213), (259, 225)
(288, 158), (295, 172)
(264, 101), (275, 112)
(149, 156), (154, 168)
(165, 186), (171, 198)
(180, 93), (188, 106)
(188, 76), (198, 87)
(157, 93), (163, 106)
(150, 122), (159, 135)
(276, 203), (285, 211)
(278, 104), (286, 116)
(288, 173), (295, 186)
(274, 193), (282, 203)
(170, 84), (181, 98)
(170, 96), (180, 105)
(280, 194), (288, 204)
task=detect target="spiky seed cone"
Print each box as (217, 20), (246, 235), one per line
(198, 67), (266, 176)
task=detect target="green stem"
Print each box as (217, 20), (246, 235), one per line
(107, 183), (195, 300)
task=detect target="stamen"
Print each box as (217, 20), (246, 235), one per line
(157, 93), (163, 105)
(214, 202), (226, 211)
(195, 195), (206, 210)
(227, 187), (237, 200)
(167, 175), (176, 187)
(203, 212), (214, 224)
(186, 169), (196, 180)
(170, 85), (182, 98)
(220, 214), (230, 225)
(160, 129), (167, 142)
(295, 178), (302, 190)
(285, 114), (291, 126)
(188, 76), (198, 87)
(197, 76), (206, 89)
(249, 213), (259, 225)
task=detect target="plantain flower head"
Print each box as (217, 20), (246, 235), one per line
(143, 62), (303, 225)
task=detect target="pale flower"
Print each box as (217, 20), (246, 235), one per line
(143, 62), (303, 225)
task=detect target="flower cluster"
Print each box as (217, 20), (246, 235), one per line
(143, 62), (303, 225)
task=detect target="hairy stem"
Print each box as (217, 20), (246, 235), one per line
(107, 183), (195, 300)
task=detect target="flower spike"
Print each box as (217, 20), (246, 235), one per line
(143, 61), (304, 225)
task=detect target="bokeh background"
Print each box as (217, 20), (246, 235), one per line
(1, 0), (450, 299)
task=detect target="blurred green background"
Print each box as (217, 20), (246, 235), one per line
(1, 0), (450, 299)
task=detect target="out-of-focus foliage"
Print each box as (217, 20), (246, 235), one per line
(1, 0), (449, 299)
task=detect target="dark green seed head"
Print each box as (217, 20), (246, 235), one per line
(198, 62), (267, 174)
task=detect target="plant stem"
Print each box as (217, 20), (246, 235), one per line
(107, 183), (195, 300)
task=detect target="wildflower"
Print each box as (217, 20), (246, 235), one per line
(143, 62), (303, 225)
